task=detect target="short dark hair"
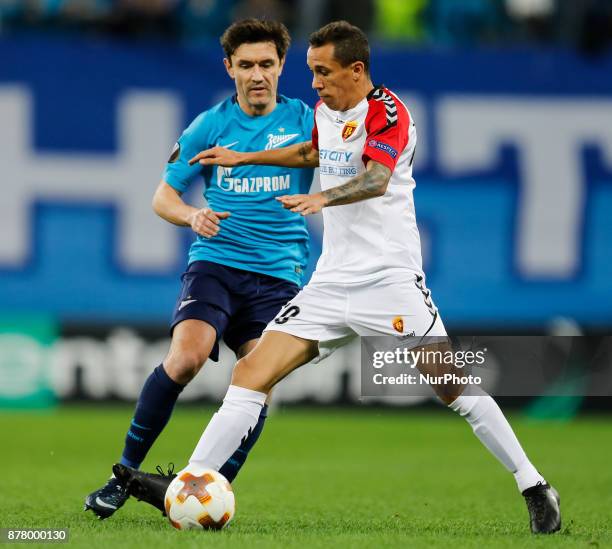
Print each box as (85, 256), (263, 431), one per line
(309, 21), (370, 73)
(220, 19), (291, 62)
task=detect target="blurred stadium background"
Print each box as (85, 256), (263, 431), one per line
(1, 0), (611, 412)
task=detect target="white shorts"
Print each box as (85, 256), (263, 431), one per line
(264, 270), (447, 361)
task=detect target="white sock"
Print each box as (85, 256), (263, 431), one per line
(449, 386), (545, 493)
(189, 385), (266, 471)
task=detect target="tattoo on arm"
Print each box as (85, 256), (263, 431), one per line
(321, 162), (392, 207)
(298, 142), (310, 163)
(297, 141), (318, 167)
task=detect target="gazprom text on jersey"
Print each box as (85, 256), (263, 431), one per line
(218, 174), (291, 193)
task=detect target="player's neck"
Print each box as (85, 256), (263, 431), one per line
(237, 95), (277, 117)
(338, 79), (375, 112)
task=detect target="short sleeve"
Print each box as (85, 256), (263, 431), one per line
(162, 111), (211, 193)
(362, 93), (409, 172)
(311, 100), (323, 151)
(311, 121), (319, 151)
(301, 105), (315, 141)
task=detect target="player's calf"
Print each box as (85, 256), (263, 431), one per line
(414, 340), (467, 404)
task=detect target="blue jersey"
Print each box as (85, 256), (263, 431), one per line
(163, 95), (314, 286)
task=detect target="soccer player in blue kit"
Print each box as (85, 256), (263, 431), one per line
(84, 19), (315, 519)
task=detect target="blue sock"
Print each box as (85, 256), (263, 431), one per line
(218, 404), (268, 483)
(120, 364), (184, 469)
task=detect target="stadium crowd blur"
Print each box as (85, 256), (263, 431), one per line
(0, 0), (611, 54)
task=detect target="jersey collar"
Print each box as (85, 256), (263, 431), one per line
(366, 84), (384, 100)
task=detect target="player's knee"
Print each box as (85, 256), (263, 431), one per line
(231, 355), (272, 393)
(164, 347), (208, 384)
(437, 390), (460, 406)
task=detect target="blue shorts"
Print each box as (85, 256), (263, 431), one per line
(171, 261), (300, 362)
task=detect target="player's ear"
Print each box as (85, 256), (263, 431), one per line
(278, 56), (286, 76)
(223, 58), (235, 79)
(351, 61), (365, 81)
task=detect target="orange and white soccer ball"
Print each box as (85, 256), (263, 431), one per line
(164, 466), (235, 530)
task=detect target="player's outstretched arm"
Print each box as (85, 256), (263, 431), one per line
(152, 181), (230, 238)
(188, 141), (319, 169)
(276, 160), (392, 215)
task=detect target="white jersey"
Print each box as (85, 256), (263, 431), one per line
(264, 87), (444, 351)
(310, 86), (423, 284)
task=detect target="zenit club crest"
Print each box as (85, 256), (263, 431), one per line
(342, 120), (358, 141)
(392, 316), (404, 333)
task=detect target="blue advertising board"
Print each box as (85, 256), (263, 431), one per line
(0, 36), (611, 328)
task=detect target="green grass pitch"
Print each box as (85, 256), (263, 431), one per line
(1, 405), (611, 548)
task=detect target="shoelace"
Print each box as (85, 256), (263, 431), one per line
(99, 478), (127, 501)
(155, 463), (176, 477)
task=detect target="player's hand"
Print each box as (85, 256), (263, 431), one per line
(189, 146), (244, 167)
(276, 193), (327, 216)
(188, 208), (230, 238)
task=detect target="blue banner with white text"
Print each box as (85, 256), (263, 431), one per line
(0, 36), (611, 329)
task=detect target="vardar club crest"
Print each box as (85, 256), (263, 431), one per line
(342, 120), (358, 140)
(392, 316), (404, 333)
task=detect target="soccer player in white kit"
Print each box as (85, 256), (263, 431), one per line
(119, 21), (561, 534)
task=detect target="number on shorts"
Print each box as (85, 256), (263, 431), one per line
(274, 305), (300, 324)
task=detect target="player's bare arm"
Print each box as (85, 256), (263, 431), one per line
(321, 160), (391, 206)
(276, 160), (391, 215)
(152, 180), (230, 238)
(188, 140), (319, 169)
